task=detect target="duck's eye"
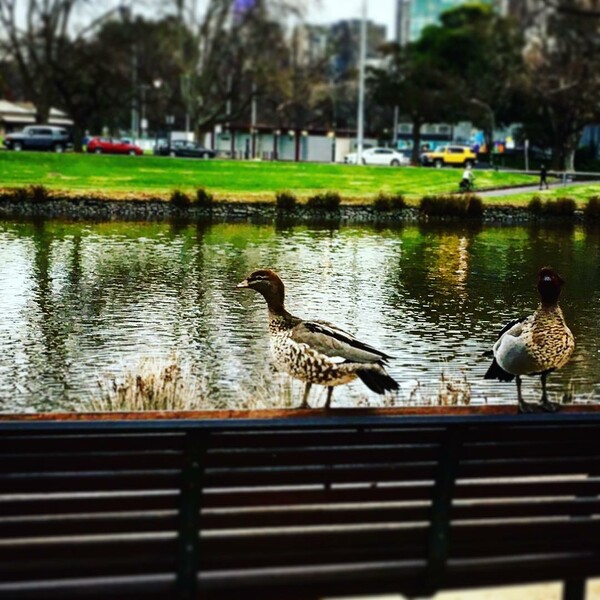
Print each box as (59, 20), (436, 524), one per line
(251, 275), (268, 282)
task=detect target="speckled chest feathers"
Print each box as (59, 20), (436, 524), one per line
(525, 305), (575, 371)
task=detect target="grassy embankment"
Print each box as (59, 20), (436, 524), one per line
(0, 151), (567, 206)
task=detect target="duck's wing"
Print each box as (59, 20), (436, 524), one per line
(291, 320), (393, 363)
(483, 316), (528, 357)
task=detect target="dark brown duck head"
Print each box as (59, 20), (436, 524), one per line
(537, 267), (564, 307)
(237, 269), (286, 313)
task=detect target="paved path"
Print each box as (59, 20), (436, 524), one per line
(477, 179), (600, 197)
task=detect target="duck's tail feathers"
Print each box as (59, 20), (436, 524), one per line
(356, 367), (399, 395)
(484, 358), (514, 382)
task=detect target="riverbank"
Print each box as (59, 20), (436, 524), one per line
(0, 192), (591, 224)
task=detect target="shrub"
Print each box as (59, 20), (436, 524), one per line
(170, 189), (191, 207)
(195, 187), (214, 207)
(10, 187), (30, 203)
(372, 193), (391, 212)
(529, 196), (576, 217)
(548, 197), (576, 216)
(528, 196), (543, 215)
(466, 195), (483, 217)
(390, 193), (407, 210)
(275, 190), (297, 211)
(584, 195), (600, 220)
(306, 191), (341, 211)
(372, 192), (406, 212)
(419, 194), (482, 218)
(28, 184), (51, 203)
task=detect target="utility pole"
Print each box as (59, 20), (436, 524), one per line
(356, 0), (367, 165)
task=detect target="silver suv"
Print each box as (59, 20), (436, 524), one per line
(3, 125), (72, 153)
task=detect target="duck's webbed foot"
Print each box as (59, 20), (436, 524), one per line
(541, 397), (561, 412)
(518, 399), (537, 414)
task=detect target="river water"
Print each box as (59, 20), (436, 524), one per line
(0, 218), (598, 413)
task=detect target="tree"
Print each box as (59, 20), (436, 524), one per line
(369, 42), (463, 165)
(519, 2), (600, 170)
(414, 3), (524, 157)
(0, 0), (131, 123)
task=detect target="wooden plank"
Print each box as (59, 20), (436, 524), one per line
(0, 511), (179, 538)
(0, 575), (174, 600)
(454, 478), (600, 500)
(0, 451), (183, 473)
(204, 444), (441, 468)
(202, 484), (435, 508)
(0, 433), (186, 452)
(203, 462), (438, 487)
(2, 405), (600, 424)
(0, 470), (181, 494)
(458, 456), (600, 478)
(0, 491), (179, 517)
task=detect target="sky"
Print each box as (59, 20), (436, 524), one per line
(307, 0), (397, 36)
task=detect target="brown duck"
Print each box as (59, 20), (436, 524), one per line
(484, 267), (575, 412)
(237, 269), (398, 408)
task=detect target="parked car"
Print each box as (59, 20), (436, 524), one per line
(86, 137), (143, 156)
(3, 125), (72, 153)
(344, 147), (410, 166)
(421, 145), (477, 168)
(154, 140), (216, 159)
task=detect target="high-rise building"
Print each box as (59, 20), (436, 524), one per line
(398, 0), (499, 43)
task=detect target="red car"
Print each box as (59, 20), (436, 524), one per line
(86, 137), (143, 156)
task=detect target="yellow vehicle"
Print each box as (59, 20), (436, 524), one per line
(421, 145), (477, 168)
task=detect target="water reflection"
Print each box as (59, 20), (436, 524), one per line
(0, 218), (598, 412)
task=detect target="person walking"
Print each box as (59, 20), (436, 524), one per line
(539, 164), (549, 190)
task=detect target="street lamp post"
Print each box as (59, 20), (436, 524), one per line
(165, 115), (175, 148)
(356, 0), (367, 165)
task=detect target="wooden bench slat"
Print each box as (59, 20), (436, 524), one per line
(0, 433), (186, 452)
(0, 573), (174, 599)
(0, 451), (183, 473)
(0, 511), (179, 538)
(0, 471), (181, 493)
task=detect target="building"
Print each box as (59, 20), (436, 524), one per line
(328, 19), (387, 78)
(397, 0), (500, 44)
(0, 100), (73, 137)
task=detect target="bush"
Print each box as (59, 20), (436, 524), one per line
(548, 197), (576, 216)
(29, 184), (51, 203)
(275, 190), (297, 211)
(372, 193), (391, 212)
(466, 195), (483, 217)
(390, 193), (407, 210)
(529, 196), (576, 217)
(584, 195), (600, 221)
(372, 192), (406, 212)
(195, 187), (214, 207)
(528, 196), (543, 215)
(170, 189), (191, 207)
(419, 194), (482, 218)
(306, 191), (341, 211)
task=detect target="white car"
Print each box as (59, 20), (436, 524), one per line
(344, 147), (410, 166)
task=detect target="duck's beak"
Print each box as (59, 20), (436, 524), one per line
(236, 279), (250, 289)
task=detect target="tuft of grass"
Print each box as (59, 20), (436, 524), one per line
(584, 195), (600, 220)
(419, 194), (483, 218)
(89, 358), (211, 412)
(528, 195), (543, 215)
(28, 184), (51, 203)
(275, 190), (298, 211)
(195, 187), (214, 207)
(170, 189), (192, 208)
(529, 195), (576, 217)
(372, 192), (406, 212)
(306, 190), (341, 211)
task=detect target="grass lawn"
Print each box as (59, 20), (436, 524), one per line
(0, 151), (541, 203)
(491, 183), (600, 204)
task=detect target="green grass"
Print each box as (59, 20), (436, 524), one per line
(0, 151), (540, 203)
(489, 183), (600, 204)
